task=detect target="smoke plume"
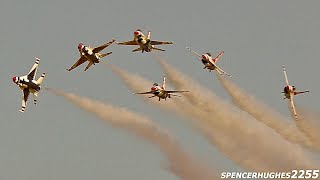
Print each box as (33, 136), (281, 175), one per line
(156, 58), (318, 171)
(216, 75), (318, 150)
(47, 88), (218, 180)
(295, 107), (320, 147)
(107, 64), (191, 115)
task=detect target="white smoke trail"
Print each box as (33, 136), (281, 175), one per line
(216, 75), (318, 150)
(107, 64), (191, 115)
(48, 88), (218, 180)
(156, 58), (319, 171)
(108, 64), (244, 169)
(296, 107), (320, 147)
(108, 64), (233, 153)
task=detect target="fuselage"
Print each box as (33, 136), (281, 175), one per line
(202, 60), (216, 70)
(283, 85), (295, 99)
(151, 86), (169, 99)
(79, 44), (101, 63)
(13, 76), (41, 93)
(201, 54), (216, 70)
(133, 31), (152, 52)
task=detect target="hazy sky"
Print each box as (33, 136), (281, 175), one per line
(1, 0), (319, 179)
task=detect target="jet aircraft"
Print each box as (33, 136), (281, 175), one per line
(67, 39), (115, 71)
(282, 65), (309, 120)
(117, 29), (173, 52)
(186, 47), (233, 78)
(133, 76), (188, 101)
(12, 57), (45, 112)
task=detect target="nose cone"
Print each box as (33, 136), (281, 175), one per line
(134, 31), (140, 36)
(202, 54), (207, 60)
(151, 87), (157, 91)
(78, 43), (83, 51)
(12, 76), (17, 83)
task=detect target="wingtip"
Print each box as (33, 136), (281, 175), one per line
(35, 57), (40, 60)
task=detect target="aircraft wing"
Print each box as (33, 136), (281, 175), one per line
(133, 91), (154, 95)
(19, 89), (30, 112)
(214, 65), (233, 78)
(27, 57), (40, 80)
(186, 47), (202, 58)
(166, 90), (189, 93)
(213, 51), (224, 63)
(117, 40), (138, 45)
(67, 56), (87, 71)
(282, 65), (290, 86)
(93, 39), (115, 53)
(289, 94), (298, 120)
(150, 40), (173, 45)
(206, 58), (233, 78)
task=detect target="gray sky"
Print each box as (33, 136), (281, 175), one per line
(1, 0), (319, 179)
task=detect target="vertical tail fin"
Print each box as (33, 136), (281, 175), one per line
(162, 76), (166, 90)
(147, 31), (151, 39)
(36, 72), (46, 85)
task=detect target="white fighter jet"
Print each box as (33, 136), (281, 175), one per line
(282, 65), (309, 120)
(186, 47), (233, 78)
(12, 57), (45, 112)
(133, 76), (188, 101)
(117, 29), (173, 52)
(67, 39), (115, 71)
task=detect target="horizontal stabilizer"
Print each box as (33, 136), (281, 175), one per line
(132, 47), (143, 52)
(294, 90), (310, 95)
(152, 47), (165, 51)
(84, 62), (94, 71)
(99, 52), (112, 59)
